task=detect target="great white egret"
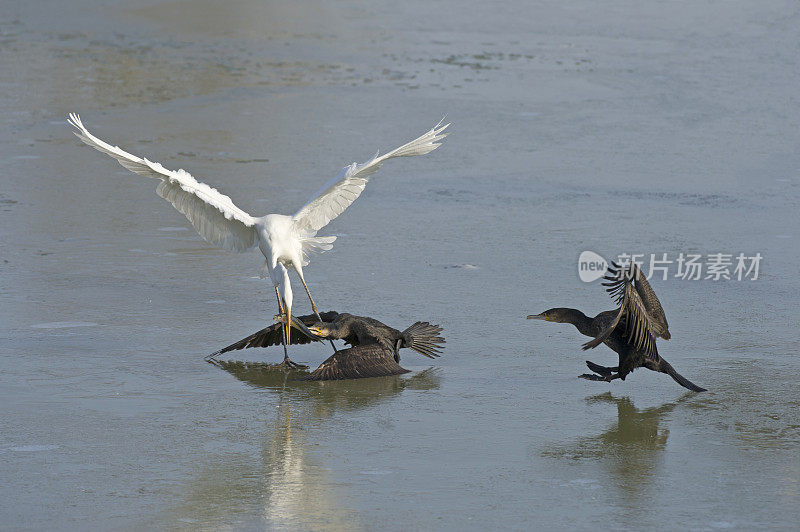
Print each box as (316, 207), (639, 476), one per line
(68, 113), (448, 366)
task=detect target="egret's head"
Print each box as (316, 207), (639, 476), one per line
(527, 308), (568, 323)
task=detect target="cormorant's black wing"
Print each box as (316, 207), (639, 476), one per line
(582, 263), (657, 357)
(207, 311), (340, 358)
(629, 264), (670, 339)
(303, 344), (410, 381)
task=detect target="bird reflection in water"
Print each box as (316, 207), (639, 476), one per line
(542, 392), (693, 502)
(168, 363), (441, 530)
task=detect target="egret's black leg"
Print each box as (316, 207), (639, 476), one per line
(274, 286), (308, 369)
(273, 285), (288, 358)
(585, 360), (618, 377)
(298, 276), (338, 354)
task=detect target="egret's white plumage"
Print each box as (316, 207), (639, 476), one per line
(67, 113), (448, 355)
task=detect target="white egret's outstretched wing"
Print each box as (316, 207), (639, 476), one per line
(292, 119), (449, 233)
(67, 113), (258, 252)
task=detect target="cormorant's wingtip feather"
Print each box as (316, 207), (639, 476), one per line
(204, 350), (223, 361)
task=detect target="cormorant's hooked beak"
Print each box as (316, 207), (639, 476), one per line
(305, 324), (327, 339)
(290, 319), (328, 340)
(527, 313), (550, 321)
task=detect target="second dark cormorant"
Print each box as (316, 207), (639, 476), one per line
(528, 262), (706, 392)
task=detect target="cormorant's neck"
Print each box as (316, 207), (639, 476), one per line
(326, 321), (350, 340)
(556, 308), (594, 337)
(325, 315), (357, 340)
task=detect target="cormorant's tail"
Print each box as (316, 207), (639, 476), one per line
(660, 360), (706, 392)
(401, 322), (445, 359)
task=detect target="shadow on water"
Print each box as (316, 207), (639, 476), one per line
(542, 392), (694, 507)
(212, 360), (441, 413)
(165, 362), (441, 530)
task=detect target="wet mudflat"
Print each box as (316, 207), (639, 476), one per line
(1, 1), (799, 530)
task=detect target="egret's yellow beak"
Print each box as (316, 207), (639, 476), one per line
(273, 314), (322, 342)
(285, 306), (291, 345)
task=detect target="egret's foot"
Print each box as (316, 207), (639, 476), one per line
(279, 358), (309, 370)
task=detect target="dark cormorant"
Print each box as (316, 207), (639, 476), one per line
(528, 262), (706, 392)
(207, 311), (445, 381)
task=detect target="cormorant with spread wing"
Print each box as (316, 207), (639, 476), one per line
(527, 262), (706, 392)
(208, 311), (445, 381)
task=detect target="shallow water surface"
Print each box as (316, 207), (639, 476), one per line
(1, 0), (799, 530)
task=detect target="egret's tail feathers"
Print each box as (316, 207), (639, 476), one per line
(299, 235), (337, 266)
(401, 322), (445, 359)
(301, 235), (337, 252)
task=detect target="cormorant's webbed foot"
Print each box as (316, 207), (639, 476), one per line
(579, 373), (619, 382)
(585, 360), (618, 377)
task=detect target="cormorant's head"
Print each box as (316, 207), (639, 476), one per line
(305, 322), (332, 339)
(527, 308), (570, 323)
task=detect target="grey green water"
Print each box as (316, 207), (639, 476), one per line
(2, 1), (799, 530)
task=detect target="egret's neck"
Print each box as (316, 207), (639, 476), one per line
(275, 263), (293, 309)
